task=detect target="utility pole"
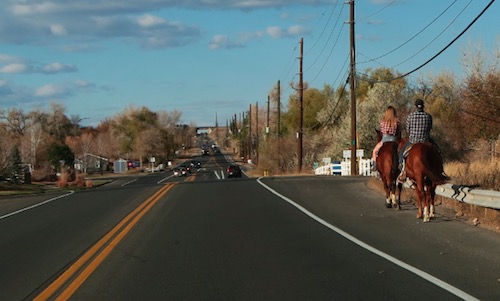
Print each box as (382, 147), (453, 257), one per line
(349, 1), (358, 175)
(277, 80), (281, 135)
(248, 104), (252, 163)
(215, 112), (219, 145)
(298, 37), (304, 173)
(266, 95), (270, 136)
(255, 101), (259, 165)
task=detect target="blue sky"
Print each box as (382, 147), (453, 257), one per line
(0, 0), (498, 127)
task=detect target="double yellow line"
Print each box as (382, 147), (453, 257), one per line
(35, 183), (176, 300)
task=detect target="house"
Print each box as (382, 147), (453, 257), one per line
(75, 153), (109, 174)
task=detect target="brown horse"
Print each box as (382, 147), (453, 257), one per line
(375, 129), (402, 209)
(400, 141), (448, 222)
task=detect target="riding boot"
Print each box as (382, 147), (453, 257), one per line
(397, 163), (406, 183)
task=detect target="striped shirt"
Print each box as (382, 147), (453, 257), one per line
(406, 110), (432, 143)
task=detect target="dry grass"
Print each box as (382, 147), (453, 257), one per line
(444, 158), (499, 190)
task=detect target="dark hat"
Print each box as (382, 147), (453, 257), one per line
(415, 99), (424, 108)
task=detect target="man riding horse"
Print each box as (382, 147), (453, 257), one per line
(398, 99), (443, 182)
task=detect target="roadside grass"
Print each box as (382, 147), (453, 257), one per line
(0, 178), (113, 196)
(444, 158), (499, 190)
(0, 183), (46, 196)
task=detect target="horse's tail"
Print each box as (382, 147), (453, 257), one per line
(391, 142), (399, 176)
(423, 144), (448, 185)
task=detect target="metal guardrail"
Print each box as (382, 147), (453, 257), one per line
(315, 163), (499, 210)
(435, 184), (500, 210)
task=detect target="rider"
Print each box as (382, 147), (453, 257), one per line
(398, 99), (434, 182)
(371, 106), (400, 170)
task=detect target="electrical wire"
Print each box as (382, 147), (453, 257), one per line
(357, 0), (396, 21)
(357, 0), (496, 84)
(306, 0), (341, 56)
(306, 3), (346, 72)
(357, 0), (459, 65)
(308, 23), (347, 84)
(390, 0), (472, 70)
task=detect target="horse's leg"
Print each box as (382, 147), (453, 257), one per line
(429, 185), (436, 219)
(389, 181), (399, 210)
(384, 180), (392, 208)
(396, 182), (403, 210)
(415, 179), (425, 219)
(422, 183), (431, 223)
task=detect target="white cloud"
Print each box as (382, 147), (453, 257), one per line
(266, 25), (307, 39)
(50, 24), (67, 36)
(41, 62), (77, 74)
(11, 2), (60, 16)
(35, 84), (67, 97)
(266, 26), (283, 39)
(1, 1), (327, 48)
(137, 14), (166, 27)
(0, 63), (29, 74)
(209, 35), (230, 50)
(288, 25), (307, 36)
(0, 54), (22, 63)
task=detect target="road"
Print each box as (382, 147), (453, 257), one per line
(0, 153), (499, 300)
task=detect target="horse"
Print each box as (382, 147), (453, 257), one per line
(375, 129), (402, 209)
(400, 141), (448, 222)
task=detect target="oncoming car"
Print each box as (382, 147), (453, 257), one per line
(173, 167), (187, 177)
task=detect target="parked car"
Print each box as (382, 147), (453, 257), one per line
(227, 165), (242, 178)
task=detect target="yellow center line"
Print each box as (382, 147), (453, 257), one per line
(35, 183), (176, 300)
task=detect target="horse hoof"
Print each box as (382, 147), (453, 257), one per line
(386, 203), (392, 208)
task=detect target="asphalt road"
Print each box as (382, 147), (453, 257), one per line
(0, 153), (499, 300)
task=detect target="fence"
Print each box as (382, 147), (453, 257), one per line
(314, 159), (374, 177)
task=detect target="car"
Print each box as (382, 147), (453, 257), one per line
(190, 160), (201, 169)
(226, 165), (242, 178)
(173, 167), (187, 177)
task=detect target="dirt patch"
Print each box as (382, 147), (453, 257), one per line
(367, 178), (500, 233)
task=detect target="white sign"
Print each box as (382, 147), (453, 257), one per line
(323, 157), (331, 165)
(151, 157), (156, 163)
(343, 149), (365, 159)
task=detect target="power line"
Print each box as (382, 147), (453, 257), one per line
(357, 0), (496, 84)
(308, 23), (347, 84)
(390, 0), (472, 70)
(306, 0), (341, 56)
(357, 0), (396, 21)
(305, 3), (346, 73)
(357, 0), (460, 65)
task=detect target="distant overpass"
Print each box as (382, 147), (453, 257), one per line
(196, 126), (214, 135)
(196, 126), (227, 135)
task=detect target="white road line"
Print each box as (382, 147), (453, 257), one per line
(256, 177), (479, 301)
(121, 178), (138, 187)
(0, 191), (75, 220)
(214, 171), (221, 180)
(157, 174), (174, 184)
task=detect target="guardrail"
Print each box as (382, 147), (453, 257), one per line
(315, 162), (500, 210)
(435, 184), (500, 210)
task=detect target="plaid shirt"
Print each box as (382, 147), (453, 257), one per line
(380, 119), (399, 136)
(406, 110), (432, 143)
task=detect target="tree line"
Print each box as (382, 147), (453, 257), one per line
(0, 103), (191, 182)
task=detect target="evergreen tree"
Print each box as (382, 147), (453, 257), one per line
(8, 146), (23, 184)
